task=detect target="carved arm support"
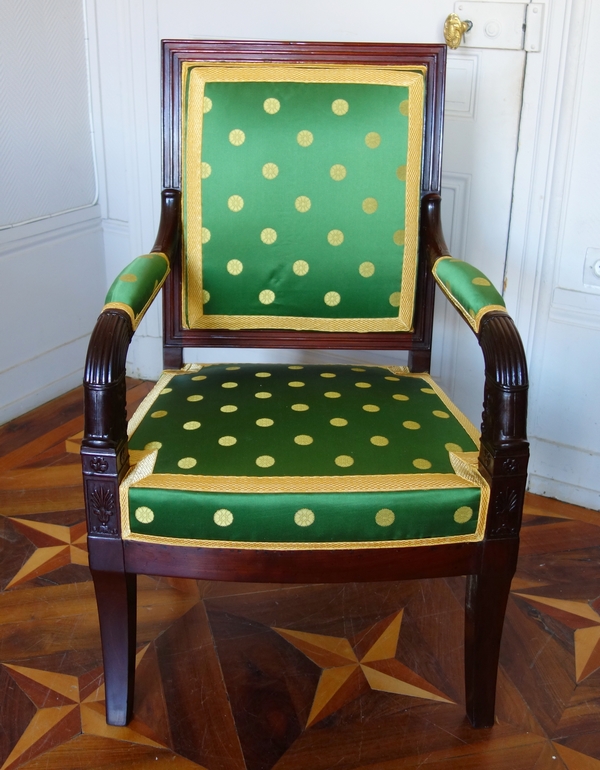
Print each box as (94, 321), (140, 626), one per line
(423, 194), (529, 538)
(82, 189), (181, 538)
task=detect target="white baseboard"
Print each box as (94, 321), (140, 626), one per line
(528, 436), (600, 511)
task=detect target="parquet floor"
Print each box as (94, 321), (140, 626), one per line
(1, 381), (600, 769)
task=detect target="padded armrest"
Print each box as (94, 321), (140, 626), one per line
(103, 252), (170, 330)
(433, 256), (506, 333)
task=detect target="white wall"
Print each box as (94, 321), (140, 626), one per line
(0, 1), (105, 424)
(509, 0), (600, 509)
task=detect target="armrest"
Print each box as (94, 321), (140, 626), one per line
(103, 252), (170, 331)
(433, 256), (507, 333)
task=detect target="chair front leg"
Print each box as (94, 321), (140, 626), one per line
(464, 537), (518, 728)
(92, 568), (137, 726)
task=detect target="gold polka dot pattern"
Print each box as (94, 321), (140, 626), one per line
(262, 162), (279, 180)
(370, 435), (389, 446)
(384, 376), (399, 382)
(256, 418), (274, 427)
(120, 274), (137, 282)
(183, 421), (201, 430)
(151, 410), (167, 419)
(445, 442), (463, 453)
(399, 100), (409, 116)
(263, 97), (280, 114)
(259, 290), (275, 305)
(433, 410), (450, 419)
(362, 198), (378, 214)
(214, 509), (233, 526)
(201, 162), (211, 179)
(392, 394), (409, 401)
(295, 196), (311, 213)
(330, 164), (346, 181)
(472, 277), (491, 286)
(324, 291), (340, 307)
(330, 418), (348, 426)
(218, 436), (237, 446)
(365, 132), (381, 148)
(288, 381), (305, 388)
(421, 388), (436, 394)
(220, 405), (237, 413)
(221, 382), (238, 389)
(135, 506), (154, 524)
(375, 508), (395, 526)
(227, 259), (243, 275)
(413, 458), (432, 469)
(229, 129), (245, 146)
(192, 375), (207, 381)
(294, 508), (315, 526)
(359, 262), (375, 277)
(228, 195), (244, 212)
(178, 457), (197, 469)
(294, 434), (313, 445)
(403, 421), (420, 430)
(201, 227), (211, 244)
(297, 130), (313, 147)
(396, 165), (407, 181)
(144, 441), (162, 450)
(289, 365), (303, 369)
(255, 392), (272, 399)
(324, 391), (341, 399)
(293, 260), (309, 276)
(256, 455), (275, 468)
(187, 395), (203, 402)
(335, 455), (354, 467)
(393, 230), (405, 246)
(320, 372), (336, 378)
(331, 99), (349, 115)
(203, 96), (212, 113)
(260, 228), (277, 245)
(291, 403), (309, 411)
(389, 292), (401, 307)
(203, 290), (211, 304)
(327, 230), (344, 246)
(255, 372), (271, 378)
(355, 382), (371, 389)
(454, 506), (474, 524)
(160, 388), (172, 394)
(362, 404), (380, 412)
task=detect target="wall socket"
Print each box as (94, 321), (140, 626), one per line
(583, 247), (600, 289)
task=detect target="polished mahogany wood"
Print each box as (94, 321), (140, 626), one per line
(82, 39), (529, 730)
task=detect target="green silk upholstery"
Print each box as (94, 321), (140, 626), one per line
(122, 364), (488, 549)
(104, 252), (170, 330)
(182, 66), (424, 332)
(433, 257), (506, 332)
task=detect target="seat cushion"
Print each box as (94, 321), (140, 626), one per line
(122, 364), (489, 549)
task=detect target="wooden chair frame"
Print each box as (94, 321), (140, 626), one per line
(82, 40), (528, 730)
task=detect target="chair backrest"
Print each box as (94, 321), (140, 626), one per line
(162, 41), (446, 355)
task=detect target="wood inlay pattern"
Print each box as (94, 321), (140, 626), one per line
(0, 384), (599, 768)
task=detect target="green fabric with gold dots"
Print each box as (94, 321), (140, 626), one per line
(104, 253), (169, 321)
(127, 364), (483, 545)
(433, 258), (505, 325)
(185, 81), (414, 322)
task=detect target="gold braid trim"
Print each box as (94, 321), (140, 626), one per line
(182, 63), (424, 331)
(449, 450), (489, 540)
(123, 529), (484, 551)
(432, 257), (507, 333)
(130, 472), (476, 494)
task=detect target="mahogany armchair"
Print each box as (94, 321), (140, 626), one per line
(82, 40), (528, 731)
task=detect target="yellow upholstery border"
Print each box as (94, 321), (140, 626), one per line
(432, 257), (507, 333)
(182, 63), (425, 332)
(121, 366), (488, 549)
